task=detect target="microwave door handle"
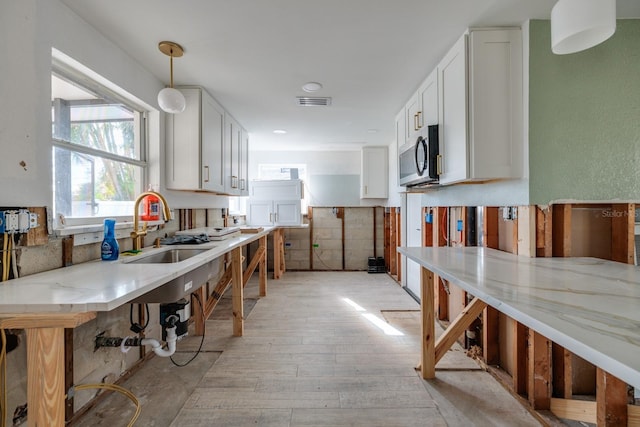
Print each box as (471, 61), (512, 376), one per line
(414, 137), (427, 176)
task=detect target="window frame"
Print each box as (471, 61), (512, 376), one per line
(51, 57), (150, 228)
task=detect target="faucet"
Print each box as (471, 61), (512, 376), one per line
(130, 191), (172, 251)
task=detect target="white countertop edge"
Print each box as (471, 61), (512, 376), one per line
(0, 227), (274, 314)
(397, 246), (640, 390)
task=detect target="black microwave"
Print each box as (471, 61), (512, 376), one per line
(399, 124), (439, 187)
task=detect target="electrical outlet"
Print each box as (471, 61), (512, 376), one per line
(4, 210), (19, 233)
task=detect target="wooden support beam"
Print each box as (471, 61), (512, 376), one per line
(62, 236), (74, 267)
(550, 398), (596, 424)
(482, 306), (500, 365)
(513, 322), (528, 395)
(552, 204), (572, 257)
(528, 330), (552, 410)
(193, 286), (207, 336)
(26, 327), (66, 427)
(396, 208), (402, 282)
(64, 329), (74, 422)
(517, 206), (536, 257)
(596, 368), (628, 426)
(484, 207), (499, 249)
(231, 247), (244, 337)
(481, 206), (500, 365)
(389, 208), (397, 276)
(437, 278), (448, 321)
(552, 343), (573, 399)
(242, 244), (265, 287)
(536, 206), (553, 258)
(259, 235), (267, 297)
(434, 297), (487, 364)
(273, 228), (286, 279)
(203, 267), (233, 320)
(384, 208), (391, 271)
(23, 207), (48, 246)
(420, 266), (436, 379)
(0, 313), (95, 427)
(611, 203), (635, 265)
(550, 398), (640, 426)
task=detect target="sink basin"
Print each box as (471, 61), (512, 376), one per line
(125, 246), (220, 303)
(126, 248), (208, 264)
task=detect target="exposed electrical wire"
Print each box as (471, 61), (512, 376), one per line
(72, 383), (140, 427)
(440, 209), (449, 245)
(170, 292), (205, 367)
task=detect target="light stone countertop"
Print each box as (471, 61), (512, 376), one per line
(398, 246), (640, 390)
(0, 227), (273, 314)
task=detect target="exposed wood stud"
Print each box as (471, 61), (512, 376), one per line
(611, 203), (635, 264)
(596, 368), (628, 426)
(420, 267), (436, 379)
(552, 204), (571, 257)
(434, 297), (487, 364)
(527, 330), (552, 410)
(513, 322), (528, 395)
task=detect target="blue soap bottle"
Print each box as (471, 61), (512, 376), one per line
(101, 218), (119, 261)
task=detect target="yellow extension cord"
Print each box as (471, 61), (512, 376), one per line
(72, 383), (141, 426)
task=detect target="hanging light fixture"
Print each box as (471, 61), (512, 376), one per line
(551, 0), (616, 55)
(157, 41), (186, 113)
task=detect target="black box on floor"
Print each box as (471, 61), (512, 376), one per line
(367, 256), (386, 273)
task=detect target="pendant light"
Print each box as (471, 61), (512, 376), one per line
(157, 41), (186, 113)
(551, 0), (616, 55)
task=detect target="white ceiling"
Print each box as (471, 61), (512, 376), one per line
(61, 0), (640, 151)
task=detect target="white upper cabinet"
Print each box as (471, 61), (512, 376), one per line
(225, 115), (250, 197)
(404, 67), (439, 147)
(361, 146), (388, 199)
(166, 87), (225, 192)
(438, 28), (523, 185)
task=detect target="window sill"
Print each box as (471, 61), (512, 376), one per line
(54, 220), (165, 246)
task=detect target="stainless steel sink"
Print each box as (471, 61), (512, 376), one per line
(126, 247), (220, 303)
(126, 248), (208, 264)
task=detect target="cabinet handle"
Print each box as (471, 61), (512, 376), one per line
(204, 165), (210, 183)
(413, 114), (419, 131)
(269, 213), (274, 223)
(417, 111), (422, 129)
(437, 154), (443, 175)
(364, 185), (368, 195)
(231, 175), (238, 189)
(240, 178), (245, 190)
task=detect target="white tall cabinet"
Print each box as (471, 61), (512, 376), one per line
(361, 146), (388, 199)
(438, 28), (523, 185)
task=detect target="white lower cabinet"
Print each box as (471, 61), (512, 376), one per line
(247, 200), (301, 226)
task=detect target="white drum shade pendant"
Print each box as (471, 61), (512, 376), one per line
(551, 0), (616, 54)
(157, 41), (186, 113)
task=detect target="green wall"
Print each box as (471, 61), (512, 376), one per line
(529, 20), (640, 205)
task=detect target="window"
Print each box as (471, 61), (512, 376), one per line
(51, 60), (147, 226)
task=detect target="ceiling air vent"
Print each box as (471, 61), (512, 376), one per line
(296, 96), (332, 107)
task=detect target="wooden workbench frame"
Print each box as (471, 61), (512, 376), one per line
(0, 312), (96, 427)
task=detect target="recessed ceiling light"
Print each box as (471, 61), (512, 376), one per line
(302, 82), (323, 93)
(273, 129), (287, 134)
(367, 129), (378, 134)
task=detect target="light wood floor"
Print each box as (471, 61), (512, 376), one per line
(168, 271), (542, 427)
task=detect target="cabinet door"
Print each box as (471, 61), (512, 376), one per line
(405, 92), (421, 143)
(201, 91), (225, 192)
(274, 200), (301, 225)
(438, 34), (469, 185)
(419, 68), (438, 128)
(166, 88), (201, 190)
(468, 29), (523, 179)
(239, 127), (249, 196)
(247, 200), (273, 226)
(224, 114), (241, 195)
(361, 147), (388, 199)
